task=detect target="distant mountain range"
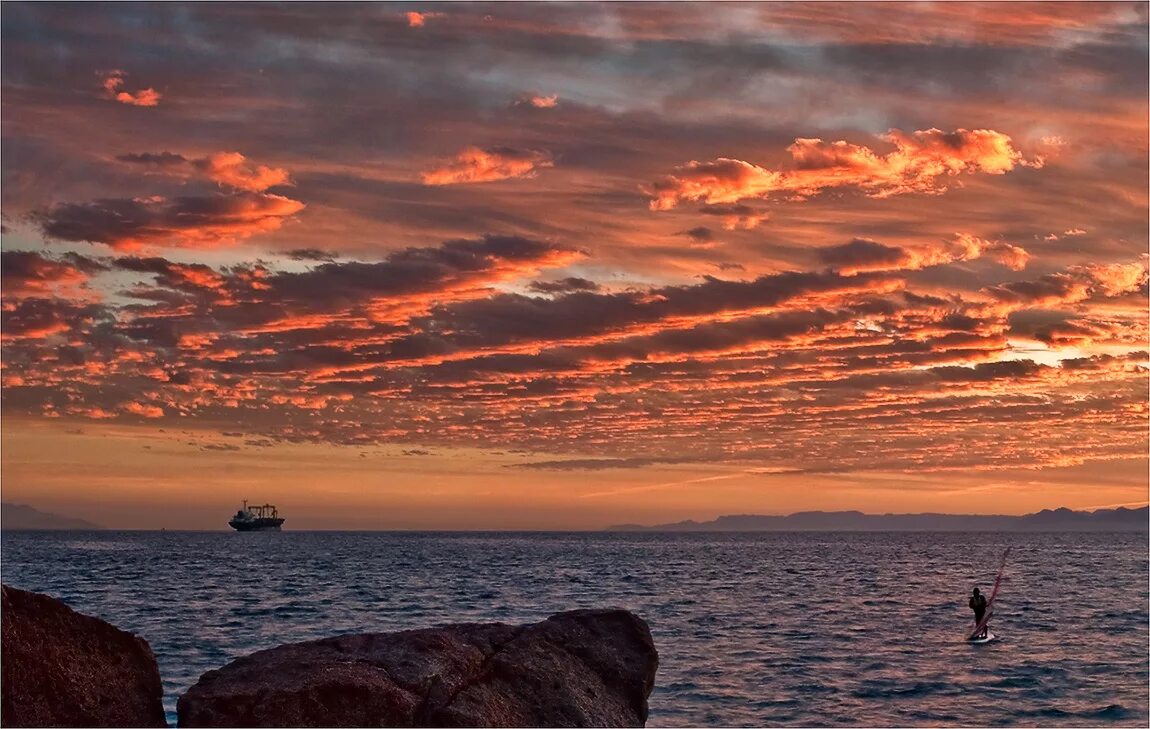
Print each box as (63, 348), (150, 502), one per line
(1, 503), (102, 530)
(608, 506), (1149, 532)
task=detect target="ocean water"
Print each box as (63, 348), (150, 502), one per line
(2, 530), (1147, 727)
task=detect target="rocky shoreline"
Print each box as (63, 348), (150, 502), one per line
(0, 584), (658, 727)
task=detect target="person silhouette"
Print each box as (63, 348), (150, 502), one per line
(969, 587), (988, 638)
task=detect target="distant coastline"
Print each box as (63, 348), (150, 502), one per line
(1, 503), (102, 531)
(607, 506), (1150, 532)
(3, 501), (1146, 532)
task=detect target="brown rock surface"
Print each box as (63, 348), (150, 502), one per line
(178, 608), (657, 727)
(1, 584), (167, 727)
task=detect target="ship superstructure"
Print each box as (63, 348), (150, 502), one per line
(228, 501), (285, 531)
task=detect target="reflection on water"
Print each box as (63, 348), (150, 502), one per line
(2, 531), (1146, 727)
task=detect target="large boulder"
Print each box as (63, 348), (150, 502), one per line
(1, 584), (167, 727)
(178, 608), (658, 727)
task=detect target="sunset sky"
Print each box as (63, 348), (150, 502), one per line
(2, 2), (1147, 529)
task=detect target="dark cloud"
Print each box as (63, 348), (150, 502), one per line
(697, 203), (769, 230)
(35, 193), (305, 250)
(266, 235), (579, 307)
(931, 359), (1044, 383)
(1, 250), (107, 296)
(819, 238), (905, 271)
(528, 277), (601, 295)
(682, 226), (713, 243)
(1, 297), (109, 340)
(286, 248), (339, 261)
(201, 442), (241, 451)
(415, 269), (897, 353)
(115, 152), (187, 168)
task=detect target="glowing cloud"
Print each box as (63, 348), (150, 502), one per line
(100, 70), (161, 107)
(819, 234), (1030, 275)
(122, 401), (164, 418)
(650, 128), (1033, 211)
(421, 147), (554, 185)
(982, 262), (1148, 310)
(116, 152), (293, 192)
(515, 94), (558, 108)
(405, 11), (442, 27)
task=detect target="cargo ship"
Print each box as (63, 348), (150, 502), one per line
(228, 501), (285, 531)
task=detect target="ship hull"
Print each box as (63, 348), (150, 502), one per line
(229, 518), (284, 532)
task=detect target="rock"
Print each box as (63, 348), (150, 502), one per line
(1, 584), (167, 727)
(178, 608), (657, 727)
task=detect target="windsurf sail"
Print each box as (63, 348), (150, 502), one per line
(969, 547), (1011, 640)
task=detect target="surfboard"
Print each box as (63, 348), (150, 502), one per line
(967, 547), (1011, 641)
(968, 630), (996, 644)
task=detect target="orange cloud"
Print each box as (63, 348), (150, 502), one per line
(421, 147), (554, 185)
(981, 262), (1148, 312)
(122, 401), (164, 418)
(820, 234), (1030, 275)
(112, 257), (233, 298)
(1044, 228), (1087, 242)
(197, 152), (292, 192)
(515, 94), (558, 108)
(116, 152), (292, 192)
(71, 407), (117, 419)
(1082, 262), (1150, 297)
(650, 128), (1034, 211)
(100, 70), (161, 107)
(405, 11), (442, 27)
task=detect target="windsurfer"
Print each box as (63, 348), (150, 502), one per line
(969, 587), (988, 638)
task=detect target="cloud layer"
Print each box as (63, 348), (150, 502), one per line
(3, 235), (1144, 478)
(1, 3), (1146, 497)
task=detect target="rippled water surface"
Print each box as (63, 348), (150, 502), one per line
(3, 531), (1146, 726)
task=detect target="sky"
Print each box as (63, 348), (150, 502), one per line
(1, 2), (1148, 530)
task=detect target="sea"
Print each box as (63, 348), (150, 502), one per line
(2, 530), (1147, 727)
